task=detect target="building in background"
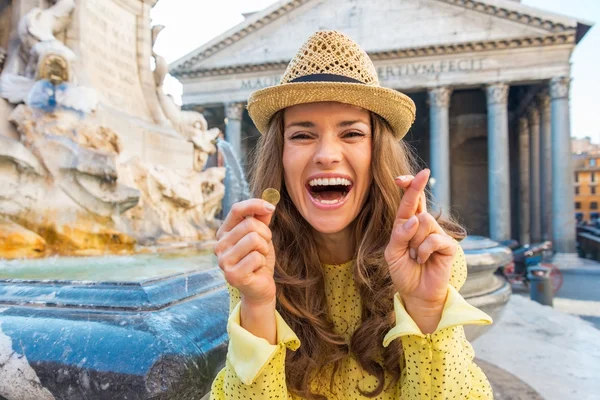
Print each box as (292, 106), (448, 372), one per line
(574, 152), (600, 224)
(572, 136), (600, 155)
(170, 0), (593, 254)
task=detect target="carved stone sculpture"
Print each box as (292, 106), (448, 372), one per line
(117, 158), (225, 242)
(3, 0), (75, 78)
(0, 1), (225, 259)
(151, 25), (220, 171)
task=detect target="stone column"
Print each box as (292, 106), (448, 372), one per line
(225, 102), (245, 159)
(528, 106), (541, 243)
(428, 87), (452, 216)
(550, 77), (576, 253)
(537, 93), (552, 241)
(519, 117), (531, 245)
(486, 83), (511, 242)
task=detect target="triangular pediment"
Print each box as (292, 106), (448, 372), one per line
(170, 0), (590, 77)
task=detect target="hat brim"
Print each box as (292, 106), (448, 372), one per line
(247, 82), (416, 139)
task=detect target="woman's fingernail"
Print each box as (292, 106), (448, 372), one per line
(395, 175), (407, 181)
(403, 215), (417, 229)
(409, 248), (416, 259)
(265, 203), (276, 212)
(417, 257), (422, 264)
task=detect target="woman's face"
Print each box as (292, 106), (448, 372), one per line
(282, 102), (372, 235)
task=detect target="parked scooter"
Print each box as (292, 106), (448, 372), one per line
(499, 240), (563, 294)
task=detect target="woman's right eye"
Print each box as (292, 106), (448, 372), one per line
(290, 133), (312, 140)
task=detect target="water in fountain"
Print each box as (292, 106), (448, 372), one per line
(217, 138), (250, 216)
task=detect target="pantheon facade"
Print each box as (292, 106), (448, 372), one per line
(170, 0), (592, 254)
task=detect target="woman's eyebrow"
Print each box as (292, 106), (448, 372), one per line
(337, 120), (369, 127)
(285, 121), (315, 129)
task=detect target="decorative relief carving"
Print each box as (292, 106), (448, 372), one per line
(485, 83), (509, 105)
(225, 102), (245, 120)
(550, 77), (571, 100)
(428, 87), (452, 108)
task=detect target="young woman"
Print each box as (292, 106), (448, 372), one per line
(211, 30), (493, 399)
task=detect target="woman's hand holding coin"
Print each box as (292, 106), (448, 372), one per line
(215, 190), (279, 307)
(384, 169), (457, 333)
(214, 189), (280, 344)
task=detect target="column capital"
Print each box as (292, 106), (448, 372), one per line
(519, 116), (529, 133)
(428, 87), (453, 108)
(550, 77), (571, 100)
(485, 83), (509, 105)
(225, 102), (245, 120)
(536, 91), (551, 111)
(528, 106), (540, 127)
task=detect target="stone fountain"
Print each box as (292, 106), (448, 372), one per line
(0, 1), (229, 399)
(0, 1), (511, 399)
(0, 0), (225, 259)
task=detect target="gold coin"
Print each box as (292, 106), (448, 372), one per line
(261, 188), (280, 206)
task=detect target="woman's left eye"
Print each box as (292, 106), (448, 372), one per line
(343, 131), (365, 138)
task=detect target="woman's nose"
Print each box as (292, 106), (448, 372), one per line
(313, 135), (342, 166)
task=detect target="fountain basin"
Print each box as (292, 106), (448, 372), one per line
(0, 236), (511, 399)
(0, 253), (228, 400)
(460, 236), (513, 340)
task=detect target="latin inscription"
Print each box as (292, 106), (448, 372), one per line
(241, 76), (281, 90)
(240, 59), (484, 89)
(80, 0), (148, 118)
(378, 59), (484, 81)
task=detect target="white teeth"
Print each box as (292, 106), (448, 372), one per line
(317, 198), (341, 204)
(308, 178), (352, 187)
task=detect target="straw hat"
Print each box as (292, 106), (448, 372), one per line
(247, 30), (416, 139)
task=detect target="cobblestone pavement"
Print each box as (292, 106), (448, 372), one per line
(473, 294), (600, 400)
(476, 359), (544, 400)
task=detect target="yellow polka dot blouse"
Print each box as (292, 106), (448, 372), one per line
(211, 243), (494, 399)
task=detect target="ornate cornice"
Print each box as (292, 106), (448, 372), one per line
(171, 0), (578, 77)
(550, 76), (571, 100)
(486, 83), (509, 105)
(435, 0), (571, 33)
(175, 32), (576, 79)
(428, 87), (453, 108)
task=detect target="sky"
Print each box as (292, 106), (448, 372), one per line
(151, 0), (600, 142)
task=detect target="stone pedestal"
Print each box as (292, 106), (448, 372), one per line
(460, 236), (512, 340)
(65, 0), (193, 170)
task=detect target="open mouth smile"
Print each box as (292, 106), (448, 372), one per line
(305, 175), (354, 208)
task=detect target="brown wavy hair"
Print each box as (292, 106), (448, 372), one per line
(248, 109), (467, 399)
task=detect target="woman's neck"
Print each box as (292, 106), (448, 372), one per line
(313, 227), (354, 265)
